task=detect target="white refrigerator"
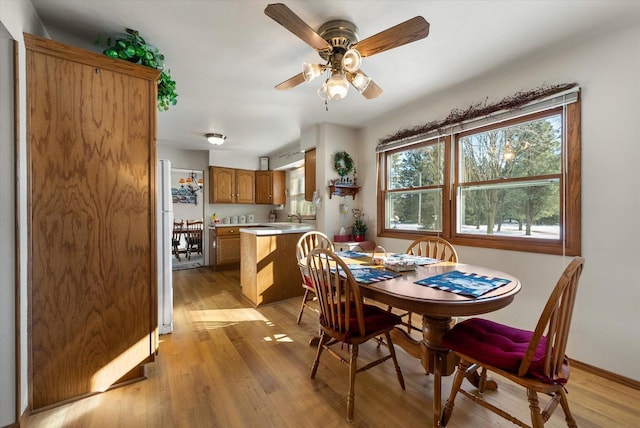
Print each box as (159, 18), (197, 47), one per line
(157, 159), (174, 334)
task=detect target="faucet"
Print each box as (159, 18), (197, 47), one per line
(288, 213), (302, 223)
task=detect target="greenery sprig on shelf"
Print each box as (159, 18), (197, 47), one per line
(97, 28), (177, 111)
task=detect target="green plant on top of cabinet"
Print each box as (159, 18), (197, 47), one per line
(210, 166), (255, 204)
(256, 170), (285, 205)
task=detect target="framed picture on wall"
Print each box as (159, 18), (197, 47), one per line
(260, 157), (269, 170)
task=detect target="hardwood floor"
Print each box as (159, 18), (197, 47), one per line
(28, 268), (640, 427)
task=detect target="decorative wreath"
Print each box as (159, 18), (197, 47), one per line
(334, 151), (354, 177)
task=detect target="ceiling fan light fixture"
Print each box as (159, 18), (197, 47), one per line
(205, 133), (226, 145)
(326, 71), (349, 100)
(351, 71), (371, 93)
(342, 48), (361, 73)
(302, 63), (323, 82)
(317, 81), (330, 100)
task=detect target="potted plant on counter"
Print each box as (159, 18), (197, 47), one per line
(351, 209), (367, 242)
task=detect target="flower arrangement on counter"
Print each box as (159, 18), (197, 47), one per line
(351, 209), (367, 241)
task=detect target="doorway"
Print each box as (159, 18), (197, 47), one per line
(171, 168), (205, 270)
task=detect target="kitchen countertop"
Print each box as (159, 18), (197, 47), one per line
(239, 222), (315, 235)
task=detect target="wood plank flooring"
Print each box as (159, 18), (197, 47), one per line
(27, 267), (640, 427)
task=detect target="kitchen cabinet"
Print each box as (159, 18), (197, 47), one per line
(26, 33), (159, 410)
(255, 170), (285, 204)
(209, 166), (255, 204)
(211, 226), (241, 270)
(304, 148), (316, 201)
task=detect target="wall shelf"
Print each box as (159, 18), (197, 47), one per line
(328, 184), (360, 200)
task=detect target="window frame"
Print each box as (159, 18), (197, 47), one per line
(377, 99), (581, 256)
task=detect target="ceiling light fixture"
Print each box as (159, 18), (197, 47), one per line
(317, 69), (350, 101)
(302, 63), (324, 82)
(341, 48), (361, 73)
(206, 133), (226, 145)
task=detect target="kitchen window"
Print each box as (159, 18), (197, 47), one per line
(288, 166), (315, 217)
(377, 92), (581, 255)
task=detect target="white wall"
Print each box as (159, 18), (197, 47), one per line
(0, 0), (48, 424)
(314, 123), (360, 237)
(356, 22), (640, 380)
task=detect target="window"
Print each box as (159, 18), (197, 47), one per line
(383, 139), (447, 232)
(287, 166), (315, 216)
(378, 98), (581, 255)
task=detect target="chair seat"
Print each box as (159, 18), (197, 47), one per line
(442, 318), (554, 382)
(321, 303), (402, 342)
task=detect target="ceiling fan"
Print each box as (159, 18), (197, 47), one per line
(264, 3), (430, 102)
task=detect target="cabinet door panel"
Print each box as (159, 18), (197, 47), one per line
(218, 235), (241, 264)
(305, 149), (316, 201)
(255, 171), (272, 204)
(210, 166), (235, 203)
(236, 169), (255, 204)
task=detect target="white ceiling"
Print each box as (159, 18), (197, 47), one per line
(30, 0), (639, 157)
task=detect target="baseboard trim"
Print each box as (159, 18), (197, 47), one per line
(571, 358), (640, 391)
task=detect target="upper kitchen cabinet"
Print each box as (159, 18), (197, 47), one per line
(25, 33), (159, 410)
(210, 166), (255, 204)
(255, 170), (285, 205)
(304, 148), (316, 201)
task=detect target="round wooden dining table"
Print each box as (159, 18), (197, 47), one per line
(355, 261), (522, 428)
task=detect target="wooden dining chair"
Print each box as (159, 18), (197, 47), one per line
(440, 257), (585, 428)
(396, 236), (459, 333)
(172, 220), (184, 261)
(306, 248), (405, 421)
(185, 220), (203, 260)
(295, 231), (333, 324)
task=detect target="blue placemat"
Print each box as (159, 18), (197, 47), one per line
(335, 250), (367, 259)
(334, 266), (402, 284)
(415, 270), (511, 298)
(389, 254), (441, 265)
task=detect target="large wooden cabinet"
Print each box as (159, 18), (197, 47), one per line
(26, 34), (159, 410)
(255, 170), (285, 204)
(209, 166), (255, 204)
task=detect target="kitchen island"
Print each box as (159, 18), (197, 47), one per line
(240, 223), (314, 307)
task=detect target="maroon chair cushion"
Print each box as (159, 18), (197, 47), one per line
(442, 318), (549, 379)
(321, 303), (402, 341)
(302, 274), (313, 289)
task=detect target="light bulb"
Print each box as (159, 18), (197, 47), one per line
(326, 71), (349, 100)
(342, 49), (362, 73)
(302, 63), (323, 82)
(351, 72), (371, 93)
(317, 81), (330, 100)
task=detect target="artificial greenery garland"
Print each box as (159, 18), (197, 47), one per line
(97, 28), (178, 112)
(334, 151), (354, 177)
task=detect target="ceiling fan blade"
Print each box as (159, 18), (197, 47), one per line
(355, 16), (430, 58)
(265, 3), (331, 51)
(346, 70), (383, 99)
(275, 72), (306, 91)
